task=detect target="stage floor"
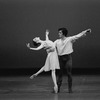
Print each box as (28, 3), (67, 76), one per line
(0, 75), (100, 100)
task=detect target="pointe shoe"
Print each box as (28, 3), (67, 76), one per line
(54, 86), (58, 93)
(30, 74), (37, 79)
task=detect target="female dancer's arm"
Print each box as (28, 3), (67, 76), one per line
(45, 29), (50, 41)
(26, 43), (44, 50)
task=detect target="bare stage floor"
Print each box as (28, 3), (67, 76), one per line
(0, 75), (100, 100)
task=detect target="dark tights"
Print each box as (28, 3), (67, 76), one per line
(57, 54), (72, 90)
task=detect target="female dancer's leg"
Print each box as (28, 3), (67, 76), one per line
(51, 70), (58, 93)
(30, 67), (44, 79)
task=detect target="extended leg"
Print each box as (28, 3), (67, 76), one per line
(30, 67), (44, 79)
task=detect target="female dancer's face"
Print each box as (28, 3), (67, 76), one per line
(33, 37), (40, 43)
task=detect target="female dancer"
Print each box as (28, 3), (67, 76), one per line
(26, 30), (60, 93)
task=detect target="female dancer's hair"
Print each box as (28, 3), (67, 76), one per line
(32, 41), (40, 46)
(32, 37), (40, 46)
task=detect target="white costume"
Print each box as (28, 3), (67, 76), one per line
(43, 40), (60, 71)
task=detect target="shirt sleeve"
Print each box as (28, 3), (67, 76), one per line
(70, 31), (86, 42)
(70, 35), (79, 41)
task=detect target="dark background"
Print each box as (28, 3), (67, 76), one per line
(0, 0), (100, 75)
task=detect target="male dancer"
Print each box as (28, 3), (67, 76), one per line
(54, 28), (91, 93)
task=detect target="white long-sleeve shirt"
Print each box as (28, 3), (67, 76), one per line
(54, 31), (86, 56)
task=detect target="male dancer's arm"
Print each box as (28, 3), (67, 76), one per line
(70, 29), (91, 42)
(26, 43), (44, 50)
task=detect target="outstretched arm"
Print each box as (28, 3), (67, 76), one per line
(45, 29), (50, 41)
(71, 29), (91, 41)
(26, 43), (44, 50)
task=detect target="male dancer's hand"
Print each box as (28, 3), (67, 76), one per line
(86, 29), (91, 33)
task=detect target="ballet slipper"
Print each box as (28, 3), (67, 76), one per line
(54, 86), (58, 93)
(30, 74), (37, 79)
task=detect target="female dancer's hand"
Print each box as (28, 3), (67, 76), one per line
(26, 43), (30, 49)
(46, 29), (49, 35)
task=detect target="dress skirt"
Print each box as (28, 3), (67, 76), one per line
(43, 50), (60, 72)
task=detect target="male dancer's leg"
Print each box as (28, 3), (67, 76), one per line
(57, 56), (64, 92)
(65, 54), (72, 93)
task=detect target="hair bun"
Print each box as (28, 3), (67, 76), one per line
(32, 40), (40, 47)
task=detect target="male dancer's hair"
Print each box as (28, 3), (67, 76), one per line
(58, 27), (68, 37)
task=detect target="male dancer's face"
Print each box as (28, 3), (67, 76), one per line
(58, 31), (63, 38)
(58, 30), (64, 39)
